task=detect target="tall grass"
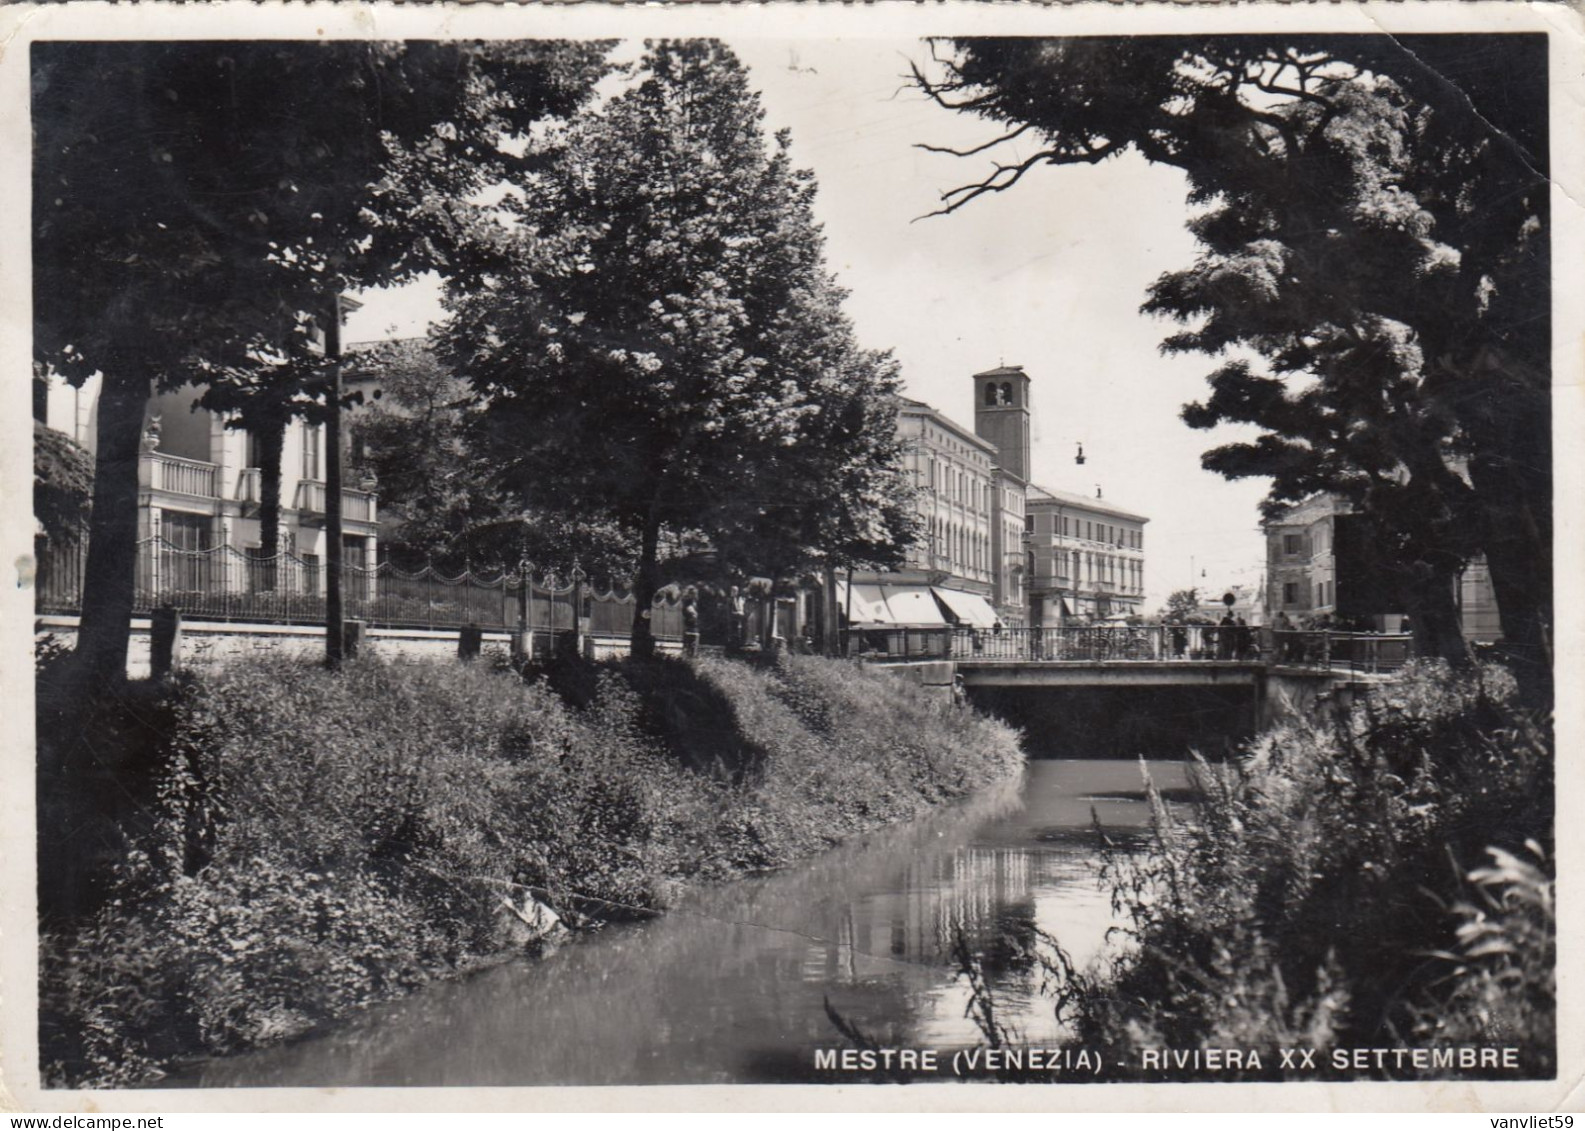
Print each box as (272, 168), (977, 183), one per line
(39, 652), (1023, 1086)
(1038, 660), (1554, 1080)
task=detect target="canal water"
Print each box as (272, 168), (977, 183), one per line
(175, 758), (1192, 1088)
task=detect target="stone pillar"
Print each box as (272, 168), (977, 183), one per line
(150, 605), (182, 680)
(146, 505), (163, 594)
(343, 618), (367, 660)
(511, 629), (533, 666)
(458, 623), (483, 662)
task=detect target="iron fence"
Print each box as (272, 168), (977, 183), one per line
(34, 536), (684, 639)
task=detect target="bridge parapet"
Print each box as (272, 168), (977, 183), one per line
(852, 625), (1411, 676)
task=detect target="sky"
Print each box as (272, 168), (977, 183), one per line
(343, 38), (1273, 610)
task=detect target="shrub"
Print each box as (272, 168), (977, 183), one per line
(41, 651), (1023, 1086)
(1047, 660), (1554, 1079)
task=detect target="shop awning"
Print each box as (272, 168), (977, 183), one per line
(931, 587), (1000, 628)
(834, 581), (950, 627)
(884, 586), (950, 627)
(834, 580), (893, 624)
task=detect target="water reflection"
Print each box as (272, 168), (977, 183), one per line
(170, 759), (1189, 1088)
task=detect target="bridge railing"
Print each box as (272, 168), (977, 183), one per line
(845, 624), (1415, 671)
(1268, 630), (1412, 674)
(949, 624), (1261, 662)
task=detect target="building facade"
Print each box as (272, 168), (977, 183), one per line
(842, 365), (1034, 637)
(1263, 493), (1500, 640)
(34, 315), (381, 587)
(1024, 484), (1149, 623)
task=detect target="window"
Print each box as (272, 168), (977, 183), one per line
(1283, 533), (1302, 555)
(1283, 582), (1299, 606)
(302, 423), (323, 482)
(984, 382), (997, 406)
(159, 512), (213, 592)
(1024, 514), (1034, 533)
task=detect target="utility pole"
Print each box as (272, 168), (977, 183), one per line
(324, 294), (346, 668)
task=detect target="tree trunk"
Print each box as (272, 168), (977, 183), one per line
(822, 564), (839, 657)
(255, 417), (287, 590)
(1466, 453), (1552, 667)
(74, 372), (153, 685)
(1400, 560), (1472, 668)
(630, 512), (660, 661)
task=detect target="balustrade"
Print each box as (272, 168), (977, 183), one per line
(143, 452), (221, 498)
(294, 479), (378, 523)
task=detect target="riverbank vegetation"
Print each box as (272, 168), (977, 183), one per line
(37, 651), (1021, 1088)
(951, 660), (1554, 1081)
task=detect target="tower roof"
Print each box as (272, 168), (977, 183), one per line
(973, 365), (1027, 379)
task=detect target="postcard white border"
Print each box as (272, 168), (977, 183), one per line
(2, 0), (1580, 1114)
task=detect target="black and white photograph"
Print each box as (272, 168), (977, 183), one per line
(3, 0), (1580, 1115)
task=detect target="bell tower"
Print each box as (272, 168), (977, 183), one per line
(973, 365), (1031, 483)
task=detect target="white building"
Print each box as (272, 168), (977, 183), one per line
(34, 313), (380, 590)
(841, 365), (1034, 640)
(1024, 484), (1149, 622)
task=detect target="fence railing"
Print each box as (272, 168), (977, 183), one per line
(849, 624), (1413, 673)
(34, 537), (686, 639)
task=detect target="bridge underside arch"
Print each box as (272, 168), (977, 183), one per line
(965, 682), (1259, 760)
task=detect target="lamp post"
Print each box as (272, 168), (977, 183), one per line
(516, 554), (533, 665)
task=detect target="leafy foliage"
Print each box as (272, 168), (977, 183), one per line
(346, 339), (637, 577)
(33, 419), (93, 544)
(915, 37), (1551, 666)
(39, 653), (1023, 1086)
(33, 40), (610, 680)
(1157, 587), (1201, 625)
(441, 40), (919, 653)
(1031, 661), (1554, 1078)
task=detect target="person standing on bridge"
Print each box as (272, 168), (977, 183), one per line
(1218, 611), (1236, 660)
(1275, 610), (1296, 663)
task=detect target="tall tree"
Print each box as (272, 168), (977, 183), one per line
(346, 339), (638, 578)
(441, 40), (916, 658)
(33, 40), (608, 682)
(914, 36), (1550, 670)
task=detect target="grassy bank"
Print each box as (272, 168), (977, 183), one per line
(37, 652), (1023, 1087)
(960, 660), (1554, 1081)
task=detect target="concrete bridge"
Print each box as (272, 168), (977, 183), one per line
(870, 626), (1404, 755)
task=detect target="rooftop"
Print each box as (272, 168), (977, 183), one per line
(896, 396), (998, 453)
(973, 365), (1027, 379)
(1027, 482), (1149, 524)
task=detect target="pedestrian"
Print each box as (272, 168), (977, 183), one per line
(1218, 611), (1236, 660)
(681, 586), (700, 657)
(1170, 623), (1187, 658)
(1275, 610), (1296, 663)
(1235, 614), (1251, 659)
